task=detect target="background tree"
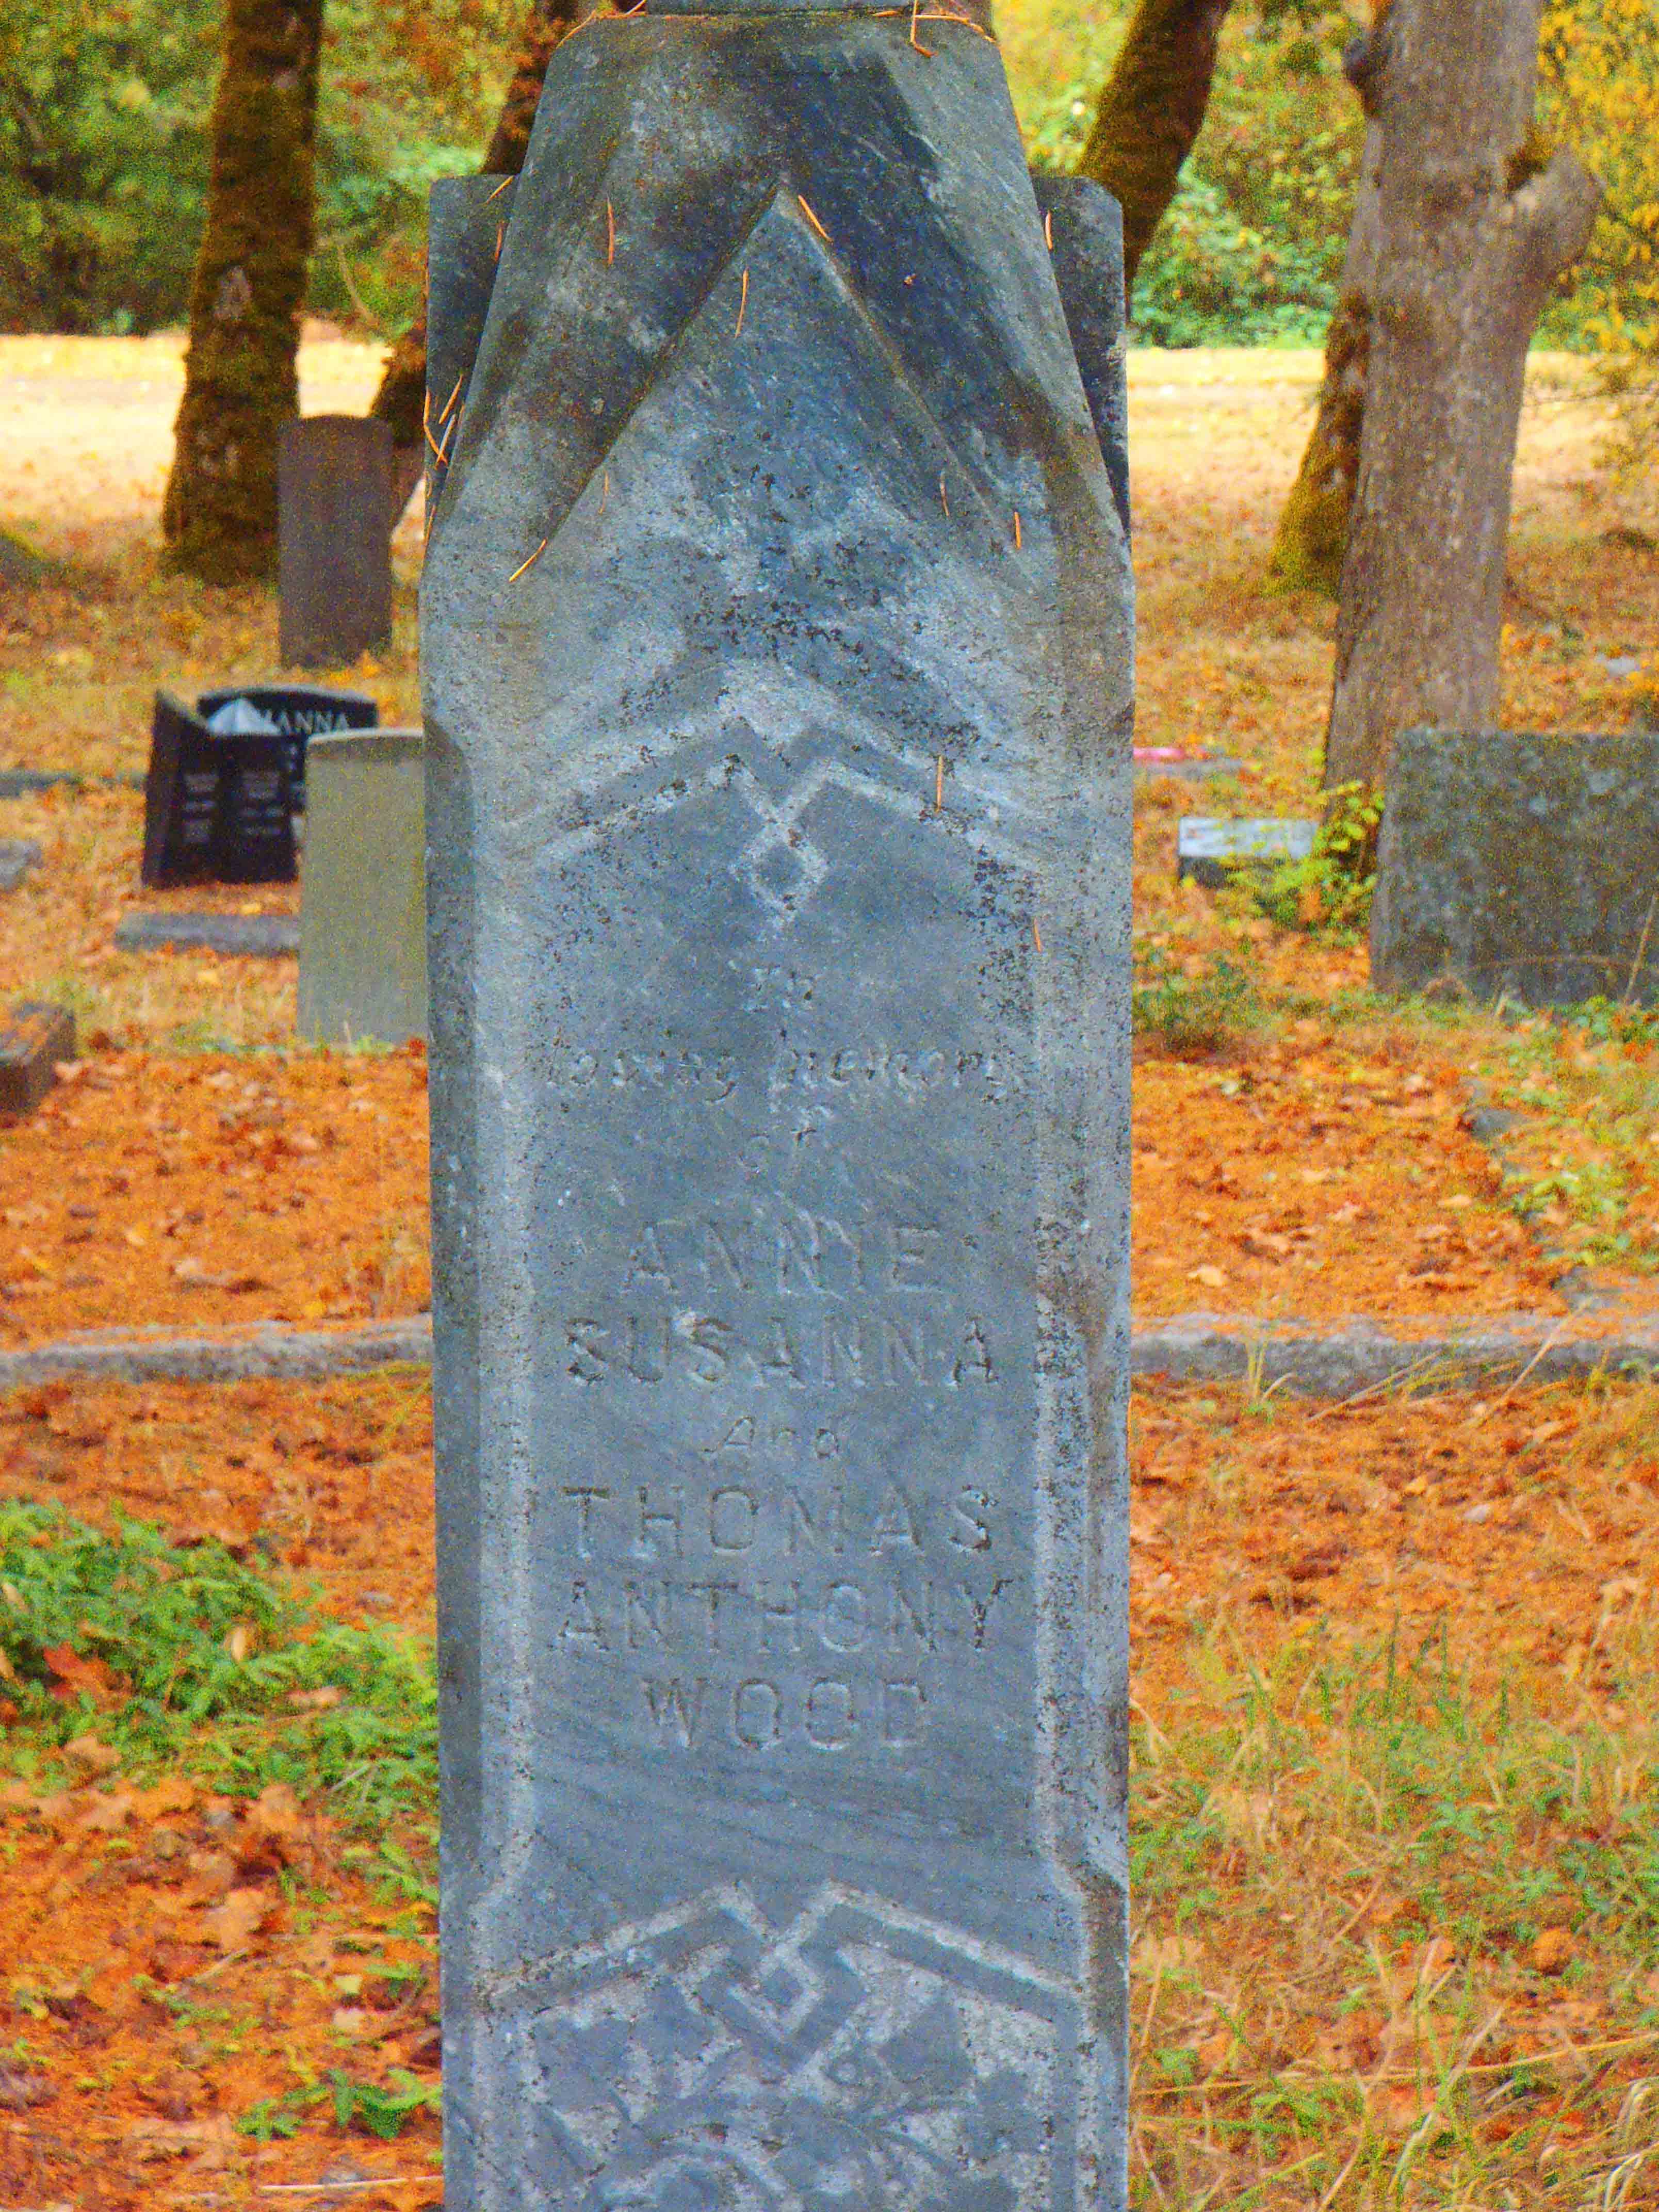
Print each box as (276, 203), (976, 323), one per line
(1323, 0), (1600, 791)
(161, 0), (324, 582)
(1077, 0), (1235, 298)
(1266, 9), (1386, 595)
(369, 0), (594, 506)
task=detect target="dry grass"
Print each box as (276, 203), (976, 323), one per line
(1130, 1374), (1659, 2209)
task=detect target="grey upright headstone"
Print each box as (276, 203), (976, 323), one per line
(1373, 728), (1659, 1007)
(422, 8), (1134, 2208)
(278, 415), (394, 670)
(298, 727), (428, 1044)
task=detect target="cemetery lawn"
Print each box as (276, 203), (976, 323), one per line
(2, 1367), (1657, 2206)
(2, 337), (1659, 2203)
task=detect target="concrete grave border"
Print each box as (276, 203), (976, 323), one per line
(2, 1310), (1654, 1396)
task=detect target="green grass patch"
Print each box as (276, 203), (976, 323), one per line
(0, 1502), (436, 1829)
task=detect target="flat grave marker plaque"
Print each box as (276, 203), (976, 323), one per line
(1177, 815), (1317, 888)
(115, 912), (298, 957)
(0, 840), (41, 892)
(423, 10), (1134, 2209)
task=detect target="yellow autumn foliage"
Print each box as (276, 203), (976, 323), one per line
(1539, 0), (1659, 462)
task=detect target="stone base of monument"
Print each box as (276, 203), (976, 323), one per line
(297, 729), (426, 1045)
(1372, 729), (1659, 1008)
(115, 913), (299, 957)
(0, 1002), (74, 1119)
(1178, 816), (1316, 888)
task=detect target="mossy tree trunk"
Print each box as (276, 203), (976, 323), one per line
(371, 0), (594, 512)
(1267, 89), (1382, 596)
(1324, 0), (1600, 791)
(1077, 0), (1235, 300)
(162, 0), (323, 583)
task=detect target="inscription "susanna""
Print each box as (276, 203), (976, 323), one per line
(564, 1309), (995, 1388)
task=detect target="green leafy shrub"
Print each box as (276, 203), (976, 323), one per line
(1131, 170), (1337, 347)
(1236, 782), (1382, 940)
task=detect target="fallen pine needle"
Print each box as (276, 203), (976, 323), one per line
(939, 475), (949, 517)
(494, 220), (504, 262)
(606, 199), (615, 266)
(599, 470), (610, 513)
(909, 0), (934, 56)
(735, 267), (748, 337)
(796, 194), (831, 243)
(1032, 917), (1043, 951)
(508, 538), (548, 581)
(258, 2186), (420, 2199)
(1044, 209), (1053, 249)
(486, 173), (513, 202)
(1012, 508), (1022, 549)
(936, 756), (944, 810)
(874, 4), (996, 34)
(422, 414), (448, 465)
(437, 371), (464, 426)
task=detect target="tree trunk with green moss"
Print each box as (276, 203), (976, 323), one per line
(1267, 111), (1381, 596)
(1077, 0), (1235, 299)
(371, 0), (593, 510)
(162, 0), (323, 583)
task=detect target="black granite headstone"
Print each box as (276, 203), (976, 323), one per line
(277, 416), (395, 670)
(140, 692), (297, 888)
(423, 10), (1134, 2210)
(196, 684), (379, 810)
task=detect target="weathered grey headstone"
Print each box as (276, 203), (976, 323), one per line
(115, 911), (298, 957)
(1373, 728), (1659, 1007)
(1177, 815), (1316, 888)
(298, 728), (427, 1044)
(423, 10), (1133, 2210)
(277, 416), (394, 670)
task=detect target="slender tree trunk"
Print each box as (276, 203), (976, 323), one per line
(162, 0), (323, 583)
(370, 0), (593, 508)
(1323, 0), (1600, 790)
(1267, 29), (1385, 596)
(1077, 0), (1235, 300)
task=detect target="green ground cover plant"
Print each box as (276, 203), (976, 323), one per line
(0, 1501), (436, 1830)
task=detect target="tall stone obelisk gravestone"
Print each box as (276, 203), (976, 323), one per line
(421, 3), (1134, 2203)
